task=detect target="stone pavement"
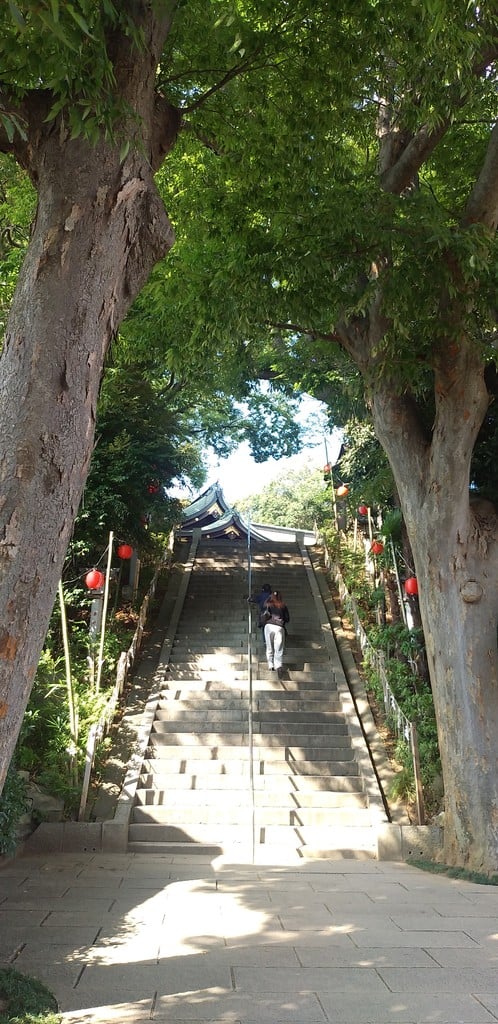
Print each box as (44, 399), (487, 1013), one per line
(2, 850), (498, 1023)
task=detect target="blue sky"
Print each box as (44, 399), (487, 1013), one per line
(202, 396), (343, 504)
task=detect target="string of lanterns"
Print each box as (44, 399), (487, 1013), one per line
(323, 466), (420, 601)
(84, 541), (133, 590)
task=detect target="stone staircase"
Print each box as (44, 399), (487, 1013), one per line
(127, 538), (388, 861)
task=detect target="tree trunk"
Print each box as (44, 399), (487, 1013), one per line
(371, 361), (498, 871)
(0, 125), (174, 790)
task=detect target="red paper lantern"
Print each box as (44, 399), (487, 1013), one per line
(358, 504), (368, 516)
(147, 479), (160, 494)
(117, 543), (133, 560)
(85, 569), (105, 590)
(336, 484), (349, 498)
(404, 576), (419, 596)
(370, 540), (384, 556)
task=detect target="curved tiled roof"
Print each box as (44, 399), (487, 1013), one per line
(178, 482), (316, 545)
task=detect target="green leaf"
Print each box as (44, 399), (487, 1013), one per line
(7, 1), (25, 29)
(0, 112), (15, 143)
(66, 3), (93, 37)
(229, 34), (242, 53)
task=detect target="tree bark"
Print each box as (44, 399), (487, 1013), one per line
(371, 353), (498, 870)
(0, 43), (177, 790)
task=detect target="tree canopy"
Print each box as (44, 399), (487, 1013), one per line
(2, 0), (498, 869)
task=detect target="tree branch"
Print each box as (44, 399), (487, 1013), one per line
(266, 320), (342, 344)
(182, 52), (265, 113)
(462, 118), (498, 231)
(380, 44), (498, 196)
(380, 121), (449, 195)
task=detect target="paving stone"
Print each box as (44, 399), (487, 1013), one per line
(379, 966), (498, 993)
(232, 964), (387, 993)
(317, 990), (497, 1022)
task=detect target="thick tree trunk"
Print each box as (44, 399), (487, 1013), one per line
(0, 129), (174, 791)
(371, 357), (498, 871)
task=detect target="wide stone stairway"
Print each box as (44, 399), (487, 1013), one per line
(124, 536), (388, 862)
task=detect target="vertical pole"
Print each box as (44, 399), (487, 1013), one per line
(58, 580), (79, 786)
(324, 436), (338, 530)
(246, 513), (255, 864)
(389, 537), (408, 627)
(96, 531), (114, 693)
(410, 722), (426, 825)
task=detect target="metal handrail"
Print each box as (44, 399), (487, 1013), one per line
(246, 518), (256, 862)
(334, 564), (426, 824)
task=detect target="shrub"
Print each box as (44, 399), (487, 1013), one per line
(0, 967), (59, 1024)
(0, 764), (29, 856)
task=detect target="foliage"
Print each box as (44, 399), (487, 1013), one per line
(412, 860), (498, 885)
(334, 421), (395, 511)
(76, 358), (189, 556)
(236, 464), (333, 529)
(367, 623), (425, 663)
(380, 510), (403, 543)
(329, 526), (442, 811)
(0, 0), (497, 866)
(0, 967), (59, 1024)
(16, 594), (133, 815)
(388, 764), (417, 805)
(0, 153), (35, 342)
(0, 761), (29, 855)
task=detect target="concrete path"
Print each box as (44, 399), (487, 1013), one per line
(2, 850), (498, 1023)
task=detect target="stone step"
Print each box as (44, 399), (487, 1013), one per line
(126, 840), (225, 857)
(151, 717), (349, 734)
(164, 665), (333, 677)
(154, 708), (249, 723)
(125, 839), (375, 860)
(169, 645), (331, 659)
(161, 676), (336, 690)
(154, 706), (346, 722)
(145, 739), (357, 757)
(128, 822), (377, 851)
(138, 769), (364, 791)
(156, 695), (343, 711)
(142, 754), (359, 774)
(125, 539), (382, 862)
(146, 729), (350, 745)
(131, 804), (370, 827)
(135, 786), (366, 807)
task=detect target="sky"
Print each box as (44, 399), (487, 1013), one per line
(174, 395), (343, 505)
(205, 432), (343, 504)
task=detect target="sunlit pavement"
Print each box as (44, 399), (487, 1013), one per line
(1, 851), (498, 1023)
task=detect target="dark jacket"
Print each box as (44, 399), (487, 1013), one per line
(262, 601), (290, 628)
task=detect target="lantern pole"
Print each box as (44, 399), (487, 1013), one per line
(389, 538), (408, 627)
(58, 580), (79, 786)
(324, 435), (338, 531)
(96, 531), (114, 693)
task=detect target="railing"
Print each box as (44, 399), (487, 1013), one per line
(323, 546), (426, 824)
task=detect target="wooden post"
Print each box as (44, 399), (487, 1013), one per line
(410, 722), (426, 825)
(96, 530), (113, 693)
(389, 537), (408, 627)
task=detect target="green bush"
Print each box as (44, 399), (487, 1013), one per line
(0, 967), (59, 1024)
(0, 765), (29, 856)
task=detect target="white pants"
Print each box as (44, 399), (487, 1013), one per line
(264, 623), (285, 669)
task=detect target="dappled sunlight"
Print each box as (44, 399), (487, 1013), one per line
(4, 853), (498, 1021)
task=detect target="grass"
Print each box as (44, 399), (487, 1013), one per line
(0, 968), (60, 1024)
(412, 858), (498, 886)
